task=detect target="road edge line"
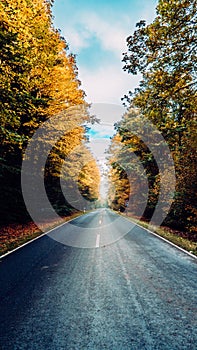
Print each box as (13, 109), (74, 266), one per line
(114, 211), (197, 260)
(0, 213), (84, 259)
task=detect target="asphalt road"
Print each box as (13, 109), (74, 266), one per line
(0, 209), (196, 350)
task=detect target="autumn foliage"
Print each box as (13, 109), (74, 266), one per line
(0, 0), (100, 226)
(108, 0), (196, 239)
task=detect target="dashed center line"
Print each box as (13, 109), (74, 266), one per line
(96, 234), (100, 248)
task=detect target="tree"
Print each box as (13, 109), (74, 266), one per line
(113, 0), (197, 234)
(107, 134), (130, 212)
(107, 109), (162, 220)
(0, 0), (100, 223)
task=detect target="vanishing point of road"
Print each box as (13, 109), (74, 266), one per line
(0, 209), (196, 349)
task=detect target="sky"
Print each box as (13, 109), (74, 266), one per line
(52, 0), (158, 197)
(52, 0), (157, 105)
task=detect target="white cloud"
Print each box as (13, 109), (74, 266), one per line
(80, 12), (128, 55)
(88, 138), (110, 161)
(62, 11), (129, 56)
(79, 63), (141, 105)
(60, 4), (156, 55)
(62, 22), (87, 52)
(64, 12), (142, 105)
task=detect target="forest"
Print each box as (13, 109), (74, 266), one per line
(108, 0), (197, 241)
(0, 0), (196, 254)
(0, 0), (100, 253)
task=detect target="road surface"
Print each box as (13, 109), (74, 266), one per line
(0, 209), (196, 349)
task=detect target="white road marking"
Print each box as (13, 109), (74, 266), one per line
(96, 234), (100, 248)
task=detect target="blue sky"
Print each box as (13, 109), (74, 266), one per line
(52, 0), (157, 105)
(52, 0), (157, 164)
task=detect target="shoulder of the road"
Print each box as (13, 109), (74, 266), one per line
(1, 209), (196, 261)
(116, 211), (197, 261)
(0, 214), (83, 260)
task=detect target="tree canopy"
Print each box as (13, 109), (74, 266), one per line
(0, 0), (100, 223)
(108, 0), (196, 237)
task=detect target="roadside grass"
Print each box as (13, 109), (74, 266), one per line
(121, 213), (197, 257)
(0, 212), (83, 257)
